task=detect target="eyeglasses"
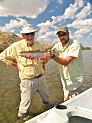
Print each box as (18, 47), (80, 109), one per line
(57, 33), (67, 37)
(25, 32), (35, 36)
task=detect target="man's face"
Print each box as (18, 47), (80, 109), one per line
(22, 32), (35, 44)
(57, 32), (69, 46)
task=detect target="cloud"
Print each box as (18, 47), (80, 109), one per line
(37, 20), (56, 36)
(0, 18), (28, 32)
(74, 33), (84, 40)
(68, 19), (92, 30)
(75, 0), (84, 7)
(63, 4), (78, 19)
(57, 0), (63, 4)
(71, 27), (91, 41)
(75, 3), (92, 20)
(0, 0), (91, 44)
(89, 32), (92, 36)
(0, 0), (49, 18)
(50, 0), (84, 24)
(68, 18), (92, 40)
(36, 0), (90, 43)
(75, 29), (90, 35)
(37, 30), (57, 44)
(63, 0), (84, 19)
(38, 20), (54, 27)
(37, 20), (57, 44)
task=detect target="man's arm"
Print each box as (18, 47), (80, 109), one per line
(52, 55), (75, 66)
(12, 60), (19, 71)
(0, 44), (17, 66)
(44, 49), (75, 66)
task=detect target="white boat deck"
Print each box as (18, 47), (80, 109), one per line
(63, 87), (92, 109)
(25, 87), (92, 123)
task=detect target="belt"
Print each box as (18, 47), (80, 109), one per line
(33, 74), (43, 79)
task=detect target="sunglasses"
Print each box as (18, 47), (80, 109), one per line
(25, 32), (35, 36)
(57, 33), (67, 37)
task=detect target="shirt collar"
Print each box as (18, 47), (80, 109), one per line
(61, 40), (70, 50)
(26, 40), (34, 47)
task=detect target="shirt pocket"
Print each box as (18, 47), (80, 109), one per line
(17, 55), (33, 66)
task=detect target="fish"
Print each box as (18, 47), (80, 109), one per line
(19, 50), (46, 58)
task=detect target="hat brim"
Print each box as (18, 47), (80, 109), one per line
(20, 29), (38, 34)
(56, 31), (67, 35)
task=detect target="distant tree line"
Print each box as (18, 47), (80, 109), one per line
(82, 46), (92, 50)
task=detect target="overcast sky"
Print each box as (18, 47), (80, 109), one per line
(0, 0), (92, 46)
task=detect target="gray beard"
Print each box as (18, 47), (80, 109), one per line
(27, 41), (34, 46)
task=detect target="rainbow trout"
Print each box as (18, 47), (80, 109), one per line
(19, 50), (46, 58)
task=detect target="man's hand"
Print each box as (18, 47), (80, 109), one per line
(64, 89), (76, 101)
(40, 51), (52, 61)
(19, 53), (34, 60)
(25, 54), (34, 59)
(12, 61), (19, 71)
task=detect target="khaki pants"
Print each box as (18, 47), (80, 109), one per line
(18, 74), (49, 117)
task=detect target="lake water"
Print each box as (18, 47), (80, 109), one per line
(82, 50), (92, 90)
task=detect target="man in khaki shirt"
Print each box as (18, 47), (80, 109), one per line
(0, 24), (50, 118)
(46, 26), (84, 101)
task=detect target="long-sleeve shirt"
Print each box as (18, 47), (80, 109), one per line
(0, 39), (45, 80)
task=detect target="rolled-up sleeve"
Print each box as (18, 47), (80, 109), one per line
(67, 42), (82, 58)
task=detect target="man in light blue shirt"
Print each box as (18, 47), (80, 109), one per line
(46, 26), (84, 101)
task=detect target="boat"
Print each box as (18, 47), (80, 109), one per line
(25, 87), (92, 123)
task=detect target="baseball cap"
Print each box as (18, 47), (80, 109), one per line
(56, 26), (68, 34)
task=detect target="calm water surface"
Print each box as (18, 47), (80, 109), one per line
(82, 50), (92, 90)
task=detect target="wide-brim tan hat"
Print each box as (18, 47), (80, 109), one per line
(20, 24), (38, 34)
(56, 26), (68, 34)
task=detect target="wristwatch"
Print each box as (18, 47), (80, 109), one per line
(51, 54), (55, 58)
